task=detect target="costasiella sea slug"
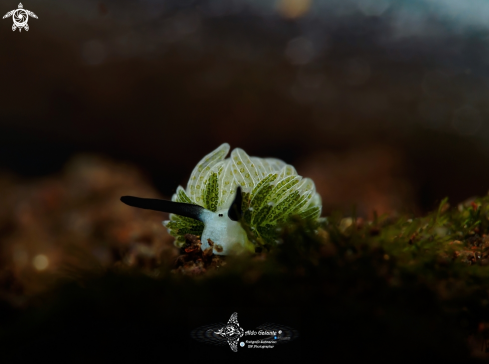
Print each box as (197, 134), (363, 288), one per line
(120, 143), (322, 255)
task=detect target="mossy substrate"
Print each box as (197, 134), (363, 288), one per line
(3, 197), (489, 362)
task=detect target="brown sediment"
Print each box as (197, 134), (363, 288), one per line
(171, 234), (226, 275)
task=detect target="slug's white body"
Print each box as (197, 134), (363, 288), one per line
(199, 209), (249, 255)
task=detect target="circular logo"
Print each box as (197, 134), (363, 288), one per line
(13, 9), (28, 27)
(240, 342), (245, 347)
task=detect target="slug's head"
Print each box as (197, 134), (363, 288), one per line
(120, 186), (249, 255)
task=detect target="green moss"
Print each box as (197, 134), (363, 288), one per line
(5, 195), (489, 360)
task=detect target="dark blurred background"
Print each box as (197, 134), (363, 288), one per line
(3, 0), (489, 215)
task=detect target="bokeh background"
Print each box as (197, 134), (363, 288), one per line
(4, 0), (489, 213)
(2, 0), (489, 359)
